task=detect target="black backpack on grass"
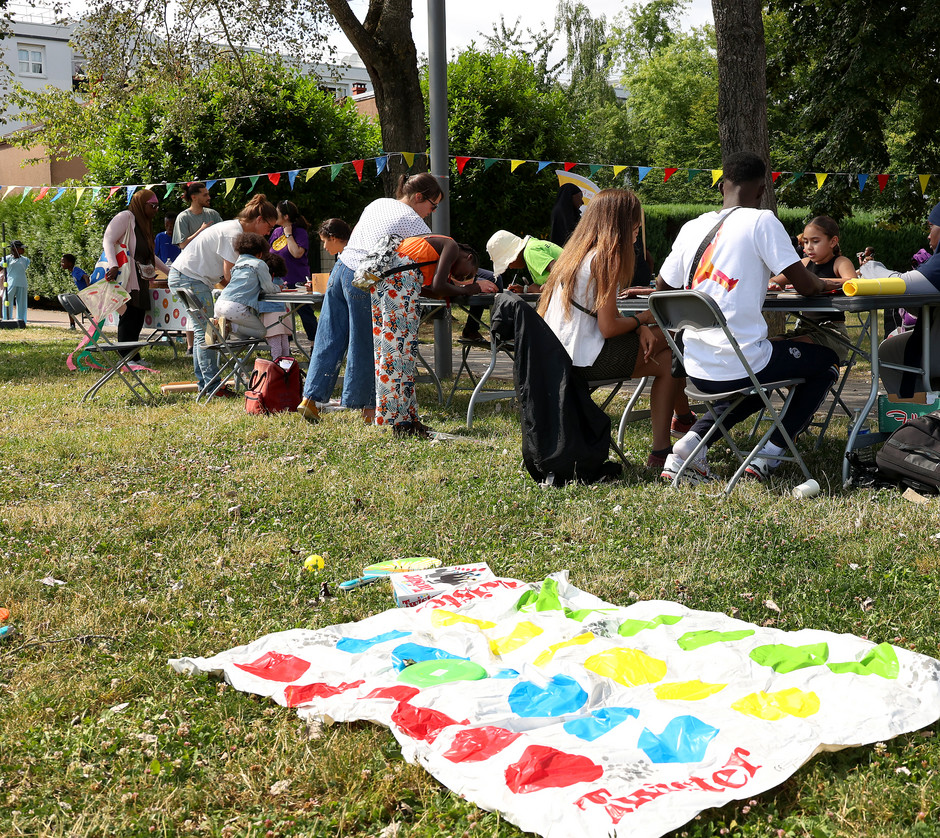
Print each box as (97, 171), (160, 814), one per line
(875, 411), (940, 493)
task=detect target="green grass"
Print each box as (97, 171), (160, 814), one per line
(1, 326), (939, 838)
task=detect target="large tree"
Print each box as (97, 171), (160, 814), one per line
(323, 0), (427, 192)
(711, 0), (776, 210)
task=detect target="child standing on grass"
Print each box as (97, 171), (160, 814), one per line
(213, 233), (280, 347)
(771, 216), (857, 363)
(1, 240), (29, 324)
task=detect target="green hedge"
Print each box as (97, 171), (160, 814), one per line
(643, 204), (929, 273)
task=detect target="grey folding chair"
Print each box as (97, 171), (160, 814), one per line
(647, 289), (813, 494)
(174, 287), (264, 401)
(59, 293), (157, 403)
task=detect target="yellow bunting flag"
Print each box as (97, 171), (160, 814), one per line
(920, 175), (931, 194)
(225, 178), (236, 196)
(305, 167), (321, 182)
(815, 173), (828, 189)
(510, 160), (526, 173)
(711, 169), (723, 186)
(401, 152), (415, 168)
(74, 187), (86, 204)
(2, 185), (16, 200)
(612, 166), (627, 178)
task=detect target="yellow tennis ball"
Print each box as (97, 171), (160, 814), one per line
(34, 295), (40, 301)
(304, 554), (325, 572)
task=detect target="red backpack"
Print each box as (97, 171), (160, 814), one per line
(245, 356), (302, 415)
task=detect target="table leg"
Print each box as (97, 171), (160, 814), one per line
(843, 312), (881, 484)
(433, 305), (453, 378)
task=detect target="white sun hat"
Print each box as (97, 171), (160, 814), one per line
(486, 230), (529, 277)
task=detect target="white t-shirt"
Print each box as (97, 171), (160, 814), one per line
(543, 252), (605, 367)
(171, 219), (242, 288)
(659, 207), (800, 381)
(340, 198), (430, 271)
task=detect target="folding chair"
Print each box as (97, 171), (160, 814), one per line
(647, 290), (813, 494)
(59, 293), (157, 403)
(174, 287), (264, 402)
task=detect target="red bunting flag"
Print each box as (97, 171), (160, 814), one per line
(108, 186), (121, 200)
(664, 168), (678, 182)
(563, 162), (577, 172)
(771, 172), (782, 183)
(455, 156), (470, 174)
(33, 186), (50, 202)
(267, 173), (281, 186)
(877, 174), (890, 192)
(352, 159), (365, 181)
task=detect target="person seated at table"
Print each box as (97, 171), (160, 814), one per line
(858, 200), (940, 397)
(658, 151), (837, 484)
(769, 216), (857, 363)
(257, 253), (293, 358)
(538, 188), (690, 470)
(372, 235), (498, 437)
(549, 182), (584, 245)
(270, 200), (317, 342)
(212, 233), (280, 347)
(461, 267), (501, 343)
(155, 212), (182, 266)
(486, 230), (562, 294)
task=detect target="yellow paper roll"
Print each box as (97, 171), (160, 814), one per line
(843, 277), (907, 296)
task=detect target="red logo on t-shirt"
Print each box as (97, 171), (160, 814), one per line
(691, 235), (738, 292)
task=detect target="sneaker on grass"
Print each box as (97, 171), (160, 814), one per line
(744, 455), (779, 482)
(660, 452), (715, 485)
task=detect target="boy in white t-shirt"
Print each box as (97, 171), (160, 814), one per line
(658, 152), (839, 483)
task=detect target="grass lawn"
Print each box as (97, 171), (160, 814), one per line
(1, 326), (939, 838)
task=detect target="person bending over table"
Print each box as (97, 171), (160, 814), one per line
(372, 236), (497, 437)
(486, 230), (561, 296)
(658, 151), (838, 485)
(858, 199), (940, 397)
(539, 188), (690, 470)
(298, 173), (441, 426)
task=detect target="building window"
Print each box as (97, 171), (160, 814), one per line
(18, 45), (45, 77)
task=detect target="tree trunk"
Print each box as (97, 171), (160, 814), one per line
(711, 0), (776, 211)
(324, 0), (427, 196)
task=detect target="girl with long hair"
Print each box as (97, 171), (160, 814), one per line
(539, 188), (689, 468)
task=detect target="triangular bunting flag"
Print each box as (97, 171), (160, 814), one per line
(145, 183), (157, 191)
(375, 157), (387, 177)
(288, 170), (299, 189)
(455, 156), (470, 174)
(33, 186), (50, 202)
(352, 160), (365, 181)
(164, 183), (176, 199)
(126, 185), (137, 203)
(305, 167), (322, 182)
(858, 174), (869, 192)
(74, 187), (85, 204)
(877, 174), (890, 192)
(483, 158), (498, 170)
(91, 187), (101, 200)
(536, 161), (551, 173)
(664, 168), (678, 182)
(788, 172), (804, 185)
(510, 160), (526, 173)
(613, 166), (627, 178)
(563, 162), (577, 172)
(108, 186), (121, 200)
(401, 152), (415, 168)
(1, 185), (15, 200)
(248, 175), (260, 193)
(638, 166), (653, 183)
(771, 172), (782, 183)
(267, 172), (281, 186)
(330, 164), (343, 181)
(20, 186), (33, 203)
(711, 169), (723, 186)
(225, 178), (236, 196)
(50, 187), (67, 202)
(919, 174), (930, 194)
(589, 164), (603, 176)
(688, 169), (702, 182)
(815, 173), (828, 189)
(206, 179), (217, 191)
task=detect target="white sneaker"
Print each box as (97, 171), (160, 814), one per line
(744, 455), (779, 482)
(660, 452), (715, 485)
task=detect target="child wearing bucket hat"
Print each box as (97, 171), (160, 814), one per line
(1, 240), (30, 324)
(486, 230), (562, 292)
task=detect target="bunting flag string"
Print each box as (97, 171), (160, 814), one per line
(0, 153), (935, 206)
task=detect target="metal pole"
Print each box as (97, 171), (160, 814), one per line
(428, 0), (452, 377)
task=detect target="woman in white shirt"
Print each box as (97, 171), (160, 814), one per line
(539, 188), (688, 469)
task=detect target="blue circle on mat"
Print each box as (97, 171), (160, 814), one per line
(508, 674), (587, 718)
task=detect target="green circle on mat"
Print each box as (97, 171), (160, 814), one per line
(397, 658), (488, 687)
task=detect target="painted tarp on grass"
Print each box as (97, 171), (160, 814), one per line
(170, 573), (940, 838)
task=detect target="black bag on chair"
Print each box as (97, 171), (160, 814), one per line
(491, 292), (621, 486)
(875, 411), (940, 493)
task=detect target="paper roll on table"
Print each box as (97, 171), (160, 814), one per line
(844, 274), (939, 297)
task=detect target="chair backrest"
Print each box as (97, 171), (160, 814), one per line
(58, 293), (88, 318)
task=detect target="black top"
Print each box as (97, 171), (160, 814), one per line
(802, 256), (846, 323)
